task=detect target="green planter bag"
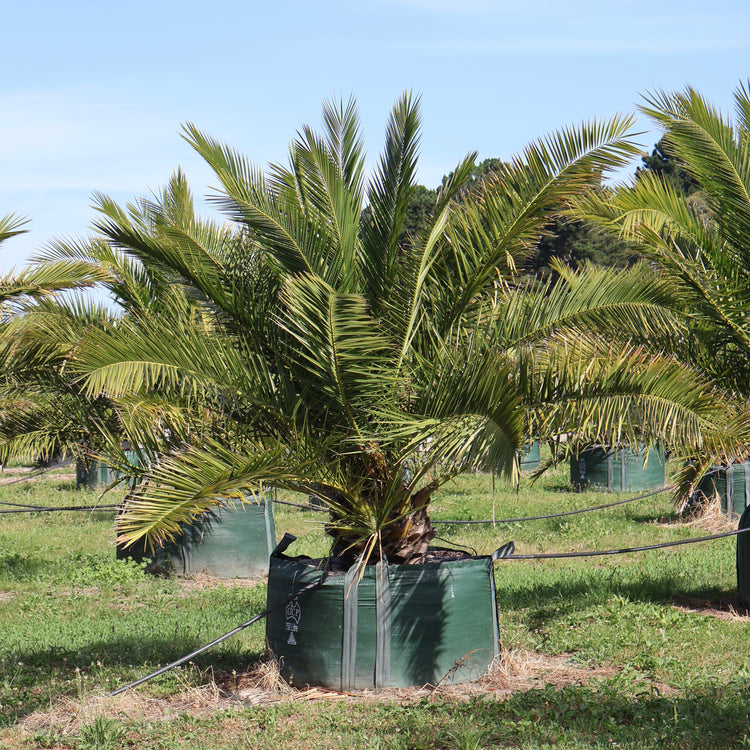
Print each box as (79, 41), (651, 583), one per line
(737, 506), (750, 607)
(519, 441), (541, 473)
(571, 444), (666, 493)
(265, 540), (502, 690)
(695, 463), (750, 519)
(118, 497), (276, 579)
(167, 499), (276, 578)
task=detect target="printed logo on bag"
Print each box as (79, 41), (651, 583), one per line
(285, 598), (301, 645)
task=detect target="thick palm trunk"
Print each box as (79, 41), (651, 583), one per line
(328, 486), (437, 565)
(380, 506), (436, 563)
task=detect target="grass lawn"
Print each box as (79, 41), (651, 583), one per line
(0, 462), (748, 748)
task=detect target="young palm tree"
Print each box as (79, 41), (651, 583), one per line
(0, 297), (123, 471)
(579, 81), (750, 493)
(53, 94), (729, 564)
(0, 215), (124, 473)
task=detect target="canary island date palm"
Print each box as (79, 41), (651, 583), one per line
(60, 93), (732, 564)
(0, 214), (123, 471)
(0, 296), (124, 472)
(578, 81), (750, 496)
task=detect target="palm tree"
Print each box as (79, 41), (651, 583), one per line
(579, 81), (750, 494)
(0, 297), (123, 474)
(0, 215), (127, 474)
(51, 93), (729, 565)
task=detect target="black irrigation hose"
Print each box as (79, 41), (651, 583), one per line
(3, 485), (668, 519)
(495, 524), (750, 561)
(0, 504), (122, 514)
(274, 498), (325, 512)
(433, 485), (675, 526)
(0, 499), (62, 510)
(110, 576), (325, 696)
(279, 485), (676, 525)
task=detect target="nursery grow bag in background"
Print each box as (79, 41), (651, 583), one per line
(265, 546), (501, 690)
(694, 463), (750, 519)
(77, 450), (140, 488)
(738, 506), (750, 607)
(570, 444), (666, 493)
(519, 441), (541, 473)
(117, 496), (276, 579)
(168, 498), (276, 578)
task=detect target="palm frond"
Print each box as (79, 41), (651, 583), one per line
(0, 213), (29, 246)
(116, 437), (300, 549)
(277, 273), (392, 435)
(359, 91), (422, 308)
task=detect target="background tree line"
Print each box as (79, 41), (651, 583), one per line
(391, 137), (700, 276)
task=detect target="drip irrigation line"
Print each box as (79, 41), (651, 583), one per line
(494, 524), (750, 561)
(0, 499), (61, 510)
(433, 485), (674, 526)
(274, 498), (326, 512)
(277, 486), (676, 525)
(0, 503), (122, 515)
(110, 575), (325, 696)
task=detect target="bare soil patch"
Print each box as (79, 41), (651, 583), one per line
(173, 571), (267, 592)
(673, 594), (750, 621)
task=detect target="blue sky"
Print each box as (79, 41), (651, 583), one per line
(1, 0), (749, 270)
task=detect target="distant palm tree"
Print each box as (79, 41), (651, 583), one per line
(38, 94), (729, 563)
(579, 80), (750, 494)
(0, 213), (123, 473)
(0, 298), (122, 471)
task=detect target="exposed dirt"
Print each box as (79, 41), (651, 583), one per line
(0, 465), (76, 484)
(170, 571), (268, 591)
(673, 594), (750, 621)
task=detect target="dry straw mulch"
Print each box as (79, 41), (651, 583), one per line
(16, 649), (621, 740)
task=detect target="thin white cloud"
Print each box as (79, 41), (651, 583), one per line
(0, 87), (190, 192)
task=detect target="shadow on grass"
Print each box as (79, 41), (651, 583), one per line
(627, 510), (682, 524)
(0, 552), (47, 579)
(496, 564), (734, 618)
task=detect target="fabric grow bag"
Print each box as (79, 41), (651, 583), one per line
(695, 463), (750, 519)
(265, 546), (501, 690)
(77, 450), (140, 488)
(118, 497), (276, 579)
(570, 445), (666, 493)
(519, 441), (541, 473)
(737, 506), (750, 607)
(169, 498), (276, 578)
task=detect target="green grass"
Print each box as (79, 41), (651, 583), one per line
(1, 463), (749, 748)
